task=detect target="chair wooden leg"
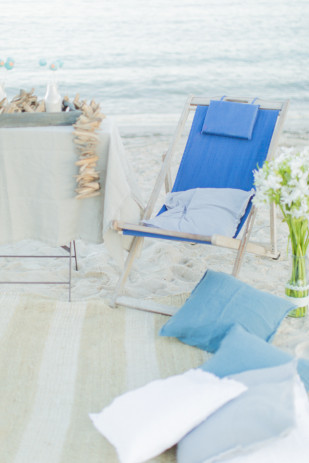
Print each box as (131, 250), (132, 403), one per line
(111, 236), (144, 307)
(232, 207), (257, 277)
(270, 202), (278, 256)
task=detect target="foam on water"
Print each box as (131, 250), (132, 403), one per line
(1, 0), (308, 142)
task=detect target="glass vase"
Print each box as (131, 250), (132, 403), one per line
(285, 255), (309, 318)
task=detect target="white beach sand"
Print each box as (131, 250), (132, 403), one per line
(1, 128), (309, 462)
(0, 130), (309, 360)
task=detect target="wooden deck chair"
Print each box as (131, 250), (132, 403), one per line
(112, 95), (289, 314)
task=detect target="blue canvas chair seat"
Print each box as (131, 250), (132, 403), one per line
(112, 96), (289, 314)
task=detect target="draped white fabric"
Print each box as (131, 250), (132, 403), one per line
(0, 118), (143, 259)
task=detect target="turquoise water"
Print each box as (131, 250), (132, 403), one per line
(1, 0), (309, 140)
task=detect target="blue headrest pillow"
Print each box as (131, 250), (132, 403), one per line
(202, 100), (259, 140)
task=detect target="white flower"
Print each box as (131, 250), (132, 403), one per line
(265, 172), (282, 190)
(254, 148), (309, 220)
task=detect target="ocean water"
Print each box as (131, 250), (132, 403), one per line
(1, 0), (309, 142)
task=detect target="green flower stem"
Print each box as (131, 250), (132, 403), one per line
(282, 214), (309, 317)
(285, 254), (308, 317)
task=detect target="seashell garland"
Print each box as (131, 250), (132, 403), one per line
(71, 94), (106, 199)
(0, 88), (45, 114)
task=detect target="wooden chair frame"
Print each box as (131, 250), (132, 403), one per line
(112, 95), (289, 315)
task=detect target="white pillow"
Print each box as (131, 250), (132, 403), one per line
(218, 374), (309, 463)
(89, 369), (247, 463)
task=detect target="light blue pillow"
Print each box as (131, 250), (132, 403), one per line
(200, 324), (309, 391)
(143, 188), (254, 238)
(177, 362), (297, 463)
(160, 270), (295, 353)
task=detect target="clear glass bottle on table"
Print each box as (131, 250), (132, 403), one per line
(44, 81), (62, 112)
(44, 61), (62, 112)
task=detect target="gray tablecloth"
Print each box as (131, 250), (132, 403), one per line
(0, 117), (143, 262)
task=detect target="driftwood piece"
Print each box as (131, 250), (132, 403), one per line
(35, 100), (45, 112)
(75, 190), (101, 200)
(72, 95), (106, 199)
(0, 88), (75, 120)
(0, 97), (7, 108)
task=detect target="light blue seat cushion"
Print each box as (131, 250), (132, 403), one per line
(202, 100), (259, 139)
(177, 362), (297, 463)
(160, 270), (295, 353)
(200, 324), (309, 391)
(143, 188), (254, 237)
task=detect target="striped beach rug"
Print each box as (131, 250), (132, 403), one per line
(0, 293), (209, 463)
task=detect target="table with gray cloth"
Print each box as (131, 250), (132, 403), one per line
(0, 117), (143, 262)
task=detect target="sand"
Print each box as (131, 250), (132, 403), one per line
(0, 130), (309, 362)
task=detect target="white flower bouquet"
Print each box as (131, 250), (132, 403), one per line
(254, 148), (309, 317)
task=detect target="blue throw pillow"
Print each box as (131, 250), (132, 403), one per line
(200, 324), (309, 391)
(178, 362), (297, 463)
(160, 270), (295, 353)
(202, 100), (259, 139)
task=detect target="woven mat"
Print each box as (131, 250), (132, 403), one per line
(0, 293), (208, 463)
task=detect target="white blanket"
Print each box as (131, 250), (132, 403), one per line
(90, 369), (247, 463)
(143, 188), (255, 237)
